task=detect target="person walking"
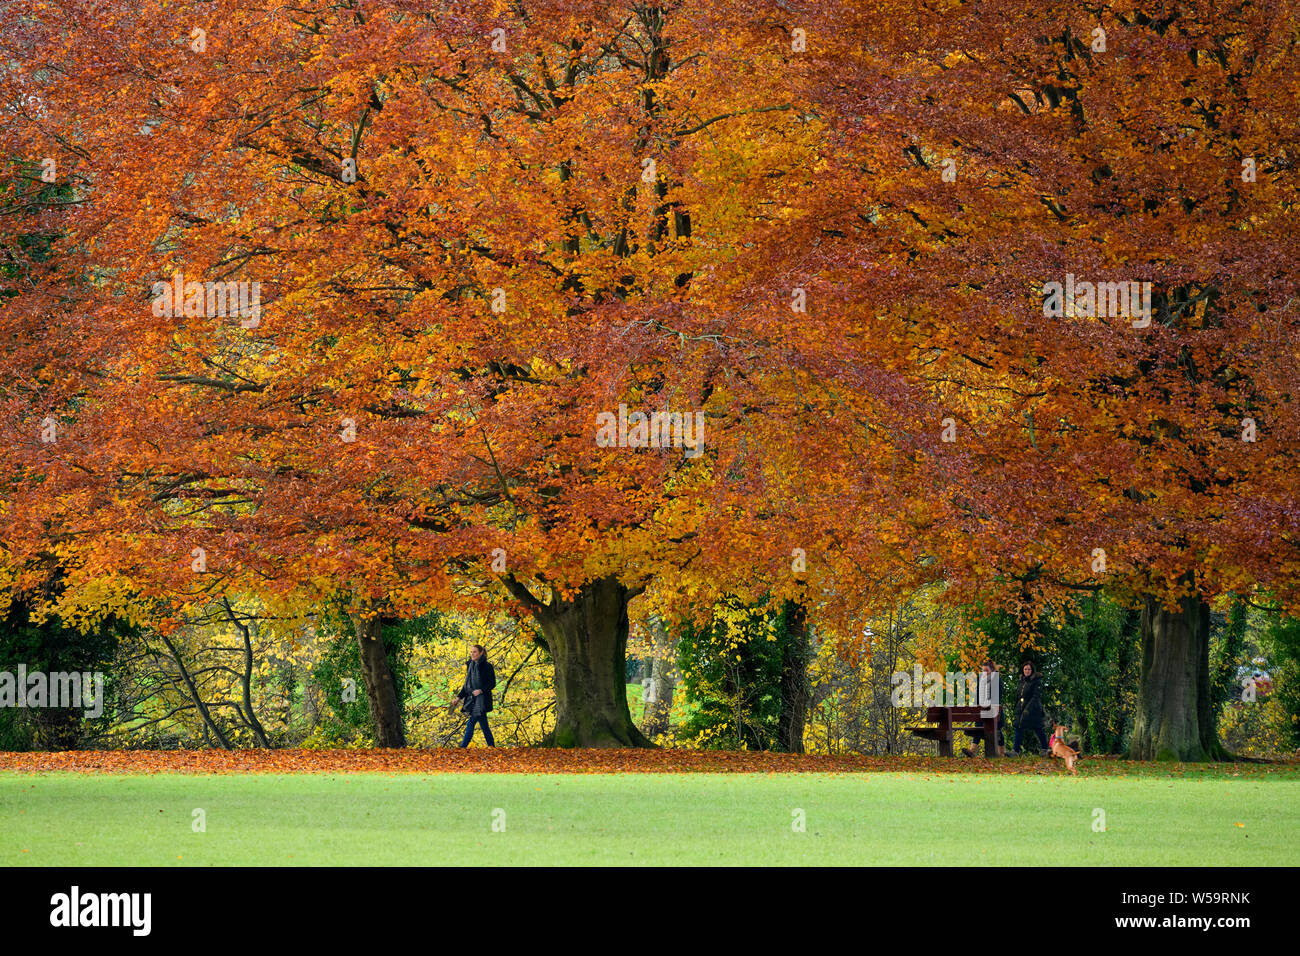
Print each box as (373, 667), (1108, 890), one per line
(453, 644), (496, 748)
(1012, 660), (1049, 755)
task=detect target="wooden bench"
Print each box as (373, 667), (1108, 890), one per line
(907, 705), (1001, 757)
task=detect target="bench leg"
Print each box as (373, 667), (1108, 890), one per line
(983, 722), (996, 757)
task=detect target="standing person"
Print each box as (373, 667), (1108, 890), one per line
(1013, 661), (1049, 756)
(964, 659), (1007, 757)
(979, 659), (1006, 755)
(453, 644), (496, 748)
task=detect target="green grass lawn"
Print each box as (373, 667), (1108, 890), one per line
(3, 770), (1296, 865)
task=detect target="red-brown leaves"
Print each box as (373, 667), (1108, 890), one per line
(1, 749), (1295, 776)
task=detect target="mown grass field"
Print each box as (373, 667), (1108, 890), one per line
(3, 767), (1297, 866)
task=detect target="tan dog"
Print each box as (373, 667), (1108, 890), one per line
(1049, 724), (1080, 773)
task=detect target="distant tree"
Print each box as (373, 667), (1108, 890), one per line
(1260, 611), (1300, 750)
(0, 572), (132, 750)
(677, 598), (804, 751)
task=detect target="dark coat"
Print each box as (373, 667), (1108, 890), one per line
(1016, 671), (1044, 730)
(458, 657), (496, 717)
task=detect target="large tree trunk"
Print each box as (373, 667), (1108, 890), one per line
(640, 614), (677, 739)
(777, 600), (810, 753)
(527, 576), (653, 748)
(352, 613), (406, 748)
(1129, 587), (1225, 761)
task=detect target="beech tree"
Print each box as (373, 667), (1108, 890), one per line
(0, 0), (929, 746)
(12, 0), (1284, 761)
(787, 1), (1300, 759)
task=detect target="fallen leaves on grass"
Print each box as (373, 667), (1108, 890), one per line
(0, 750), (1296, 776)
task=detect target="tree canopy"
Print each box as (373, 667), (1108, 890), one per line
(2, 0), (1298, 755)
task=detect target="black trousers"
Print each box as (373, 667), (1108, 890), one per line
(460, 713), (494, 747)
(1013, 720), (1048, 754)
